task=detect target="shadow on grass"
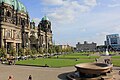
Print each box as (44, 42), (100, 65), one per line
(15, 64), (49, 67)
(58, 71), (74, 80)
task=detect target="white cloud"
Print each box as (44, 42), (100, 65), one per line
(42, 0), (97, 24)
(42, 0), (64, 5)
(40, 0), (120, 46)
(108, 4), (120, 7)
(109, 25), (120, 32)
(84, 0), (97, 7)
(112, 0), (117, 2)
(88, 32), (110, 45)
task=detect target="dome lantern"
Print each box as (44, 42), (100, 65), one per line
(42, 16), (49, 21)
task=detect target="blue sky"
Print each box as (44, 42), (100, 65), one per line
(20, 0), (120, 46)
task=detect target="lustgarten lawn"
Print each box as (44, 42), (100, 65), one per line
(16, 53), (99, 68)
(16, 58), (95, 67)
(112, 56), (120, 67)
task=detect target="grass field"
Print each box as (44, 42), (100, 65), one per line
(52, 55), (99, 59)
(111, 56), (120, 59)
(52, 52), (99, 59)
(16, 58), (94, 68)
(111, 56), (120, 67)
(16, 52), (99, 67)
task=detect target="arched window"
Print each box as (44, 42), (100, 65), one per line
(19, 18), (21, 25)
(0, 9), (2, 16)
(0, 9), (4, 16)
(6, 11), (11, 17)
(48, 24), (51, 29)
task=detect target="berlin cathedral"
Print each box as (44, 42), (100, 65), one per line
(0, 0), (53, 53)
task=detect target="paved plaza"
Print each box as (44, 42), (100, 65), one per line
(0, 64), (75, 80)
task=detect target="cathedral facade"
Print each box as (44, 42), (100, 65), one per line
(0, 0), (52, 53)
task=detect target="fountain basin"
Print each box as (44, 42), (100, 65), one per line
(75, 63), (113, 75)
(67, 63), (113, 80)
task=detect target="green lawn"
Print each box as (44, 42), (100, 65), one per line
(52, 55), (99, 59)
(111, 56), (120, 59)
(112, 59), (120, 67)
(111, 56), (120, 67)
(16, 58), (94, 68)
(52, 52), (99, 59)
(16, 52), (99, 68)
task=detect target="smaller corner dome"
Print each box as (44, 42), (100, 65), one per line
(42, 16), (49, 21)
(31, 19), (35, 23)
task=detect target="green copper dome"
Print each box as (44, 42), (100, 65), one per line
(17, 1), (27, 12)
(0, 0), (12, 5)
(0, 0), (27, 13)
(11, 0), (18, 10)
(42, 16), (49, 21)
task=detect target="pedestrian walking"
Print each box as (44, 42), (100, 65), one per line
(28, 75), (32, 80)
(104, 59), (106, 63)
(8, 75), (13, 80)
(95, 58), (98, 62)
(119, 71), (120, 75)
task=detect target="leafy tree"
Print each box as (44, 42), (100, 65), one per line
(0, 47), (6, 58)
(61, 48), (66, 53)
(48, 47), (52, 54)
(55, 46), (61, 53)
(31, 48), (37, 55)
(8, 46), (16, 56)
(51, 45), (56, 53)
(38, 48), (43, 54)
(43, 48), (47, 54)
(25, 48), (32, 56)
(18, 48), (24, 56)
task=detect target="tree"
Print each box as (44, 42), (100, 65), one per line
(25, 48), (32, 56)
(55, 46), (61, 53)
(48, 47), (52, 55)
(38, 48), (43, 54)
(8, 46), (16, 57)
(0, 47), (6, 58)
(18, 48), (24, 56)
(31, 48), (37, 55)
(51, 45), (56, 53)
(43, 48), (47, 54)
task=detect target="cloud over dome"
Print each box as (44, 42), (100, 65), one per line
(42, 0), (97, 24)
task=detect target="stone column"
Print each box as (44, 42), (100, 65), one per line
(0, 28), (4, 47)
(5, 42), (7, 53)
(45, 32), (48, 53)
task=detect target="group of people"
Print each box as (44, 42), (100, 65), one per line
(0, 58), (16, 65)
(8, 75), (32, 80)
(104, 59), (112, 64)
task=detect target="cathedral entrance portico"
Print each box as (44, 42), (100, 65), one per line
(3, 39), (21, 55)
(30, 35), (38, 49)
(7, 42), (12, 53)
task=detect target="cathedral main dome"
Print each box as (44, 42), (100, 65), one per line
(0, 0), (27, 13)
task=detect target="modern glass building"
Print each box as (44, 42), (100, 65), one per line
(105, 34), (120, 51)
